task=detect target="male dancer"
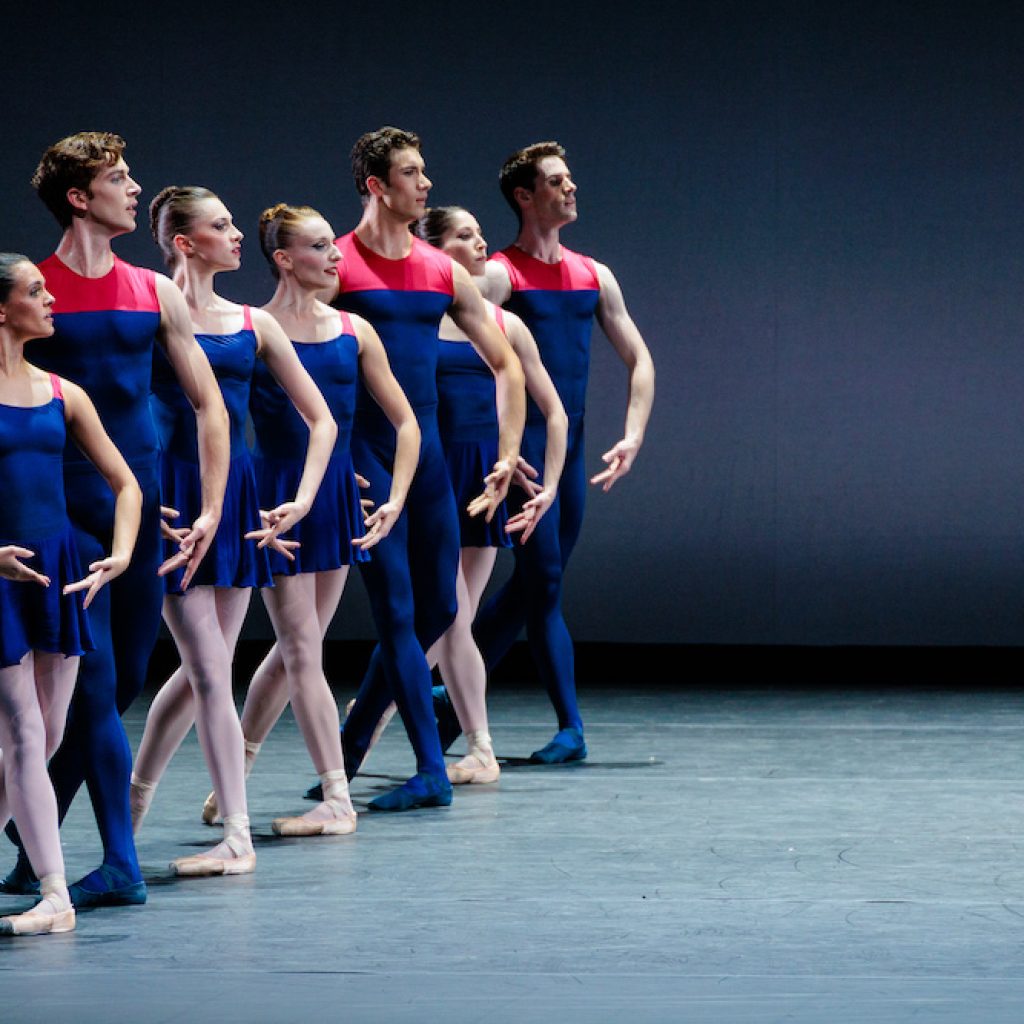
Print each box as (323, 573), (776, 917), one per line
(466, 141), (655, 763)
(324, 127), (524, 811)
(2, 132), (229, 905)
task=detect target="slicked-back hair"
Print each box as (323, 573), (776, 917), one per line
(0, 253), (31, 303)
(414, 206), (467, 249)
(149, 185), (219, 268)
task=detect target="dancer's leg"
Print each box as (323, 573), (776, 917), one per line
(161, 587), (254, 871)
(133, 586), (251, 829)
(240, 569), (346, 746)
(26, 469), (163, 906)
(473, 424), (587, 760)
(262, 572), (356, 835)
(342, 432), (455, 808)
(131, 667), (196, 828)
(0, 655), (77, 878)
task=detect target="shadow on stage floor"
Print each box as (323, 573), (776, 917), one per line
(1, 643), (1023, 1022)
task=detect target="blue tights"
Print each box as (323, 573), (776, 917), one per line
(474, 419), (586, 731)
(342, 421), (459, 779)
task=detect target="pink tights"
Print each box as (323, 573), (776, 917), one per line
(133, 587), (251, 821)
(0, 652), (78, 880)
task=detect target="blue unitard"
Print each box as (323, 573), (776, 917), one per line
(436, 305), (512, 549)
(333, 232), (460, 780)
(473, 245), (600, 733)
(151, 305), (270, 592)
(249, 310), (367, 576)
(0, 374), (92, 670)
(10, 255), (165, 887)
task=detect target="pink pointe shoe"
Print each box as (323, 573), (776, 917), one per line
(0, 878), (75, 936)
(447, 732), (501, 785)
(171, 815), (255, 877)
(0, 902), (75, 936)
(271, 812), (357, 837)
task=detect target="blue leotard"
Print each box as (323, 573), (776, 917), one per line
(12, 254), (166, 886)
(332, 232), (459, 780)
(151, 305), (270, 592)
(436, 304), (511, 549)
(474, 245), (600, 734)
(249, 310), (367, 575)
(0, 374), (92, 669)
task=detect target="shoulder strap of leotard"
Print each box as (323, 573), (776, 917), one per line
(242, 304), (253, 331)
(338, 310), (355, 337)
(492, 305), (506, 335)
(49, 373), (64, 401)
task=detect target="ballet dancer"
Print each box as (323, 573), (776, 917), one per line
(129, 187), (335, 875)
(0, 253), (141, 934)
(472, 141), (655, 763)
(2, 132), (229, 908)
(414, 206), (568, 784)
(199, 203), (419, 833)
(322, 127), (525, 811)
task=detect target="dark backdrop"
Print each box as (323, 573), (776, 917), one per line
(3, 1), (1023, 646)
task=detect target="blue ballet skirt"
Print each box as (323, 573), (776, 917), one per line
(443, 438), (511, 549)
(0, 524), (93, 669)
(255, 452), (368, 576)
(159, 452), (272, 594)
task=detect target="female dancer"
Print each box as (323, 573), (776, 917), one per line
(129, 188), (335, 875)
(199, 203), (419, 833)
(0, 254), (140, 934)
(417, 208), (568, 783)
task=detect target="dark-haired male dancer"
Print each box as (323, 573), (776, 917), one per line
(460, 141), (654, 763)
(2, 132), (228, 906)
(322, 127), (524, 811)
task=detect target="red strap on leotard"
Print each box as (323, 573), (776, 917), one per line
(242, 304), (253, 331)
(49, 373), (63, 400)
(338, 310), (355, 337)
(492, 306), (506, 335)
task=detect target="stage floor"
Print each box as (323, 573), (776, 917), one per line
(2, 679), (1024, 1022)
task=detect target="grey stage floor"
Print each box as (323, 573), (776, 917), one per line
(2, 680), (1024, 1022)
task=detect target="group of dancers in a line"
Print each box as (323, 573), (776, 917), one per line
(0, 127), (655, 936)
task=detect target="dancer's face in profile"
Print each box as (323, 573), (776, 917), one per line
(0, 263), (55, 341)
(176, 199), (243, 272)
(523, 156), (577, 227)
(440, 211), (487, 278)
(374, 147), (431, 222)
(277, 217), (341, 290)
(73, 157), (141, 236)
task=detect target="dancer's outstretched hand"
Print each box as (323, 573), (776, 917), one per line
(512, 456), (542, 499)
(245, 503), (306, 560)
(64, 552), (130, 609)
(590, 437), (640, 492)
(353, 500), (401, 551)
(467, 458), (514, 523)
(0, 546), (50, 587)
(159, 505), (190, 545)
(505, 484), (557, 545)
(157, 510), (219, 590)
(355, 472), (375, 513)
